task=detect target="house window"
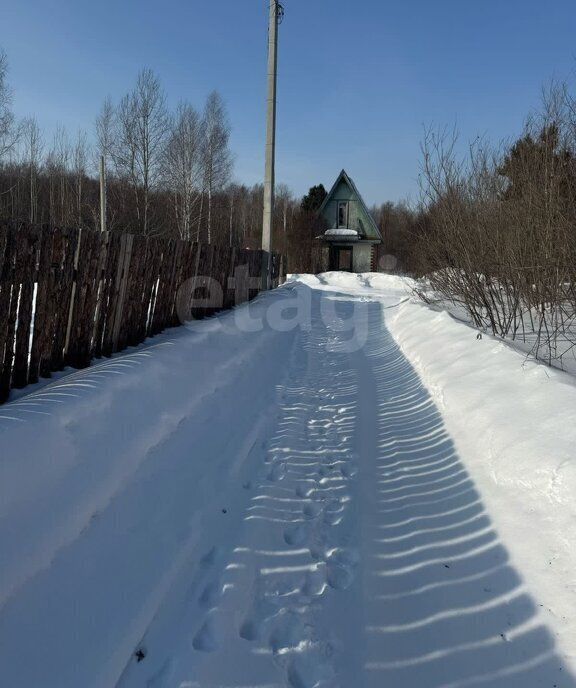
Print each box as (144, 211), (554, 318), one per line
(337, 202), (348, 228)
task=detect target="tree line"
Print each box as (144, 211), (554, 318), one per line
(0, 50), (300, 252)
(0, 48), (344, 274)
(0, 53), (232, 241)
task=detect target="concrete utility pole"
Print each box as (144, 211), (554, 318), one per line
(99, 154), (107, 233)
(262, 1), (281, 263)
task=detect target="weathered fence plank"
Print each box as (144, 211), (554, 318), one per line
(12, 226), (39, 388)
(91, 232), (111, 360)
(37, 228), (65, 379)
(0, 226), (16, 402)
(100, 232), (122, 358)
(111, 233), (134, 353)
(66, 229), (101, 369)
(28, 227), (51, 384)
(166, 239), (184, 327)
(52, 228), (80, 371)
(145, 239), (164, 338)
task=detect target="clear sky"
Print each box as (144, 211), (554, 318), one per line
(2, 0), (576, 206)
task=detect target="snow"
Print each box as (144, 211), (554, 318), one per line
(323, 228), (359, 239)
(416, 271), (576, 374)
(1, 273), (576, 687)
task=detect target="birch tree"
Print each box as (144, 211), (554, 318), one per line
(21, 117), (43, 223)
(0, 49), (18, 160)
(276, 183), (293, 235)
(162, 101), (202, 240)
(73, 130), (88, 225)
(200, 91), (232, 244)
(52, 125), (71, 224)
(113, 69), (169, 235)
(95, 97), (118, 230)
(96, 96), (114, 163)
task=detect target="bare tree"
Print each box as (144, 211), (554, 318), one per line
(226, 182), (243, 247)
(0, 49), (19, 160)
(96, 96), (114, 163)
(20, 117), (43, 223)
(113, 69), (169, 235)
(200, 91), (232, 244)
(53, 125), (71, 224)
(73, 130), (88, 225)
(162, 101), (202, 240)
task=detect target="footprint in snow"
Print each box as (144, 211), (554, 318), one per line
(323, 499), (346, 526)
(199, 546), (223, 569)
(325, 431), (339, 444)
(318, 465), (336, 478)
(267, 462), (287, 482)
(192, 617), (219, 652)
(301, 565), (327, 597)
(326, 563), (354, 591)
(287, 647), (336, 688)
(269, 611), (306, 656)
(284, 524), (310, 547)
(295, 483), (314, 499)
(323, 548), (358, 591)
(199, 580), (223, 609)
(340, 463), (358, 479)
(323, 511), (343, 527)
(309, 544), (328, 562)
(265, 452), (284, 465)
(311, 490), (325, 503)
(325, 498), (344, 513)
(240, 597), (282, 642)
(146, 658), (175, 687)
(239, 616), (266, 642)
(303, 502), (323, 520)
(269, 614), (336, 688)
(328, 547), (359, 568)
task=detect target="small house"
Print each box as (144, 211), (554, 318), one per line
(318, 169), (382, 272)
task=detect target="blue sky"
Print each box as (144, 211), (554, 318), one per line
(2, 0), (576, 205)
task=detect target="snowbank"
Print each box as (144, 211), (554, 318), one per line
(0, 291), (300, 688)
(2, 272), (576, 686)
(308, 271), (576, 667)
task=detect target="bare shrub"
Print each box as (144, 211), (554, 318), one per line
(415, 85), (576, 370)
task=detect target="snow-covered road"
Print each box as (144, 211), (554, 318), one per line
(1, 274), (576, 688)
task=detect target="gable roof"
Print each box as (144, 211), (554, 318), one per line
(318, 169), (383, 241)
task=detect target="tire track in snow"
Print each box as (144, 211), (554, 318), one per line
(166, 286), (576, 688)
(144, 291), (362, 688)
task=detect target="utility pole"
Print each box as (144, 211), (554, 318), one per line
(99, 154), (107, 233)
(262, 1), (283, 287)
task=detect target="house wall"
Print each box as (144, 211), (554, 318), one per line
(352, 243), (373, 272)
(320, 180), (378, 241)
(320, 180), (361, 230)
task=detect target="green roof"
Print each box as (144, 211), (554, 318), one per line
(318, 169), (382, 242)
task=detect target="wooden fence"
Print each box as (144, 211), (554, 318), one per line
(0, 223), (285, 403)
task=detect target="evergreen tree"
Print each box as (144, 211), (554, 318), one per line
(498, 124), (575, 205)
(300, 184), (327, 212)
